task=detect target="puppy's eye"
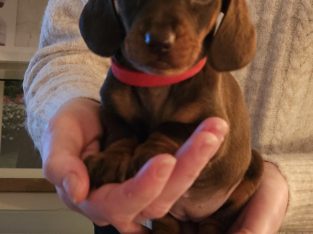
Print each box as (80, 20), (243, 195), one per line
(191, 0), (213, 5)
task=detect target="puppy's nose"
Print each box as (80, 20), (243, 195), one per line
(144, 30), (176, 53)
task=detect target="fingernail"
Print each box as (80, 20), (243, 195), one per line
(199, 133), (221, 153)
(200, 118), (229, 142)
(156, 158), (176, 179)
(215, 120), (229, 140)
(204, 133), (220, 145)
(63, 173), (79, 204)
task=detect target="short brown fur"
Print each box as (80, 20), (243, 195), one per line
(79, 0), (263, 233)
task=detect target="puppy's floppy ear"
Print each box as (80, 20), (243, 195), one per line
(209, 0), (256, 71)
(79, 0), (125, 57)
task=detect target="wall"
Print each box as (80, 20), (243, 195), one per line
(0, 0), (48, 61)
(15, 0), (47, 47)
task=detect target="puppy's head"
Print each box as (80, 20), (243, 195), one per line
(80, 0), (256, 74)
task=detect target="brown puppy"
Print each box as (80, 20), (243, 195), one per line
(79, 0), (263, 233)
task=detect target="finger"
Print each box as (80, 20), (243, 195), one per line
(78, 154), (176, 230)
(229, 162), (289, 234)
(120, 154), (176, 214)
(142, 117), (228, 218)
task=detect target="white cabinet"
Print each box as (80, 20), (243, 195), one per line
(0, 193), (93, 234)
(0, 169), (93, 234)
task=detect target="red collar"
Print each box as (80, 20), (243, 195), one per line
(111, 58), (207, 87)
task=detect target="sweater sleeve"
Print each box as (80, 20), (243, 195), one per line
(23, 0), (109, 152)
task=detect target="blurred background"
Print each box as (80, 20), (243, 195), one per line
(0, 0), (47, 169)
(0, 1), (93, 233)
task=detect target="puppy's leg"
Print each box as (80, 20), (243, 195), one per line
(130, 122), (196, 174)
(198, 150), (263, 234)
(84, 137), (138, 188)
(84, 109), (140, 188)
(130, 132), (179, 174)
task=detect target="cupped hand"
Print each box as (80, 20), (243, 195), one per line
(41, 98), (228, 234)
(229, 162), (289, 234)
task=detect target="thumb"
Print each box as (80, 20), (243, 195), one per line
(44, 154), (90, 204)
(41, 123), (90, 204)
(40, 98), (103, 204)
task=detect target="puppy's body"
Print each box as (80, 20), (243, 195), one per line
(80, 0), (263, 232)
(101, 58), (260, 220)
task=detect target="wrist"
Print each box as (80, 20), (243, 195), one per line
(262, 161), (289, 215)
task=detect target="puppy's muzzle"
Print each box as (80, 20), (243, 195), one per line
(144, 27), (176, 54)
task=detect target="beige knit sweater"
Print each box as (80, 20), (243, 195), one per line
(23, 0), (313, 232)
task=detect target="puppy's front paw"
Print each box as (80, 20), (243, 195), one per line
(130, 133), (179, 175)
(84, 151), (130, 189)
(84, 138), (138, 189)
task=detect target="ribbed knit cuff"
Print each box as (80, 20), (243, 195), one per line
(25, 74), (102, 153)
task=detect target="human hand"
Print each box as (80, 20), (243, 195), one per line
(229, 161), (289, 234)
(41, 98), (102, 203)
(41, 97), (228, 234)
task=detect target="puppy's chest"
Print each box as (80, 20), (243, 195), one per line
(136, 87), (170, 119)
(107, 81), (175, 131)
(108, 74), (215, 131)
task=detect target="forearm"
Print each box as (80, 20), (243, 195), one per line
(23, 0), (108, 152)
(263, 153), (313, 232)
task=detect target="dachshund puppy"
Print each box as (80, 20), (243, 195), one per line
(79, 0), (263, 233)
